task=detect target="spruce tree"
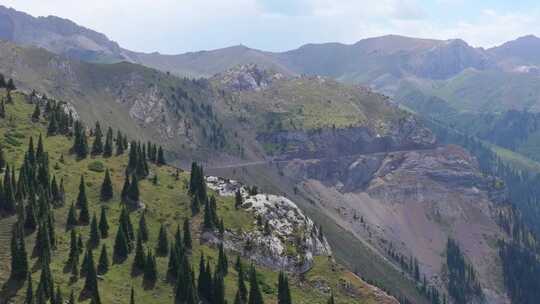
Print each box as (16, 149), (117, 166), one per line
(237, 257), (247, 303)
(133, 231), (146, 272)
(214, 271), (226, 304)
(113, 226), (129, 263)
(100, 168), (113, 201)
(248, 266), (264, 304)
(121, 174), (130, 203)
(235, 190), (243, 209)
(37, 260), (54, 300)
(72, 121), (88, 159)
(197, 254), (212, 302)
(0, 100), (5, 119)
(127, 175), (139, 205)
(10, 223), (28, 281)
(54, 286), (63, 304)
(278, 272), (291, 304)
(183, 218), (192, 250)
(25, 273), (34, 304)
(97, 244), (109, 275)
(157, 146), (166, 165)
(157, 223), (169, 256)
(24, 198), (38, 231)
(103, 127), (113, 157)
(116, 130), (125, 155)
(76, 175), (88, 209)
(89, 213), (101, 248)
(143, 249), (157, 285)
(32, 102), (40, 122)
(98, 206), (109, 238)
(67, 229), (79, 270)
(91, 121), (103, 155)
(66, 203), (78, 229)
(139, 211), (149, 242)
(217, 243), (229, 276)
(83, 248), (100, 300)
(130, 287), (135, 304)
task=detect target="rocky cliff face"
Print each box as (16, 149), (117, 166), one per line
(204, 176), (331, 273)
(281, 144), (510, 303)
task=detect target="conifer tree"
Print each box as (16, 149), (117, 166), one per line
(116, 130), (125, 155)
(183, 218), (192, 250)
(157, 223), (169, 256)
(67, 229), (79, 270)
(24, 197), (38, 231)
(32, 102), (40, 122)
(34, 220), (51, 263)
(72, 121), (88, 159)
(113, 226), (129, 263)
(54, 286), (63, 304)
(278, 272), (291, 304)
(38, 260), (54, 300)
(7, 78), (16, 91)
(237, 257), (247, 303)
(217, 243), (229, 276)
(89, 213), (101, 248)
(97, 244), (109, 275)
(133, 231), (146, 272)
(100, 169), (113, 201)
(83, 248), (99, 298)
(214, 271), (226, 304)
(157, 146), (166, 165)
(0, 101), (5, 119)
(0, 147), (5, 171)
(66, 203), (78, 229)
(143, 249), (158, 285)
(98, 206), (109, 238)
(25, 273), (34, 304)
(191, 195), (200, 215)
(76, 175), (88, 209)
(118, 207), (134, 247)
(197, 254), (212, 302)
(248, 265), (264, 304)
(130, 287), (135, 304)
(121, 174), (130, 203)
(10, 223), (28, 281)
(103, 127), (113, 157)
(91, 121), (103, 155)
(139, 211), (149, 242)
(235, 190), (243, 209)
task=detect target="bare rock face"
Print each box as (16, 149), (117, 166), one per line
(282, 145), (510, 303)
(204, 176), (331, 273)
(213, 64), (285, 92)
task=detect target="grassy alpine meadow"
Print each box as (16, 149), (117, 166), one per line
(0, 90), (382, 304)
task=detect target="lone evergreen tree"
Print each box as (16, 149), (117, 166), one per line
(157, 146), (166, 165)
(25, 273), (34, 304)
(157, 223), (169, 256)
(113, 226), (129, 263)
(88, 213), (101, 248)
(139, 211), (149, 242)
(133, 231), (146, 273)
(91, 121), (103, 155)
(237, 257), (248, 303)
(100, 169), (113, 201)
(10, 223), (28, 281)
(217, 243), (229, 276)
(143, 249), (158, 286)
(83, 248), (100, 301)
(278, 272), (292, 304)
(103, 127), (113, 157)
(214, 271), (226, 304)
(98, 206), (109, 238)
(248, 265), (264, 304)
(183, 218), (192, 250)
(66, 203), (78, 229)
(97, 244), (109, 275)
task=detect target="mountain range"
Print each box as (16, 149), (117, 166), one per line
(2, 4), (540, 304)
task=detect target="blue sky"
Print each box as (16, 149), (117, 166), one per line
(2, 0), (540, 54)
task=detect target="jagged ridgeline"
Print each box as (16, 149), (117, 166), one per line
(0, 88), (396, 303)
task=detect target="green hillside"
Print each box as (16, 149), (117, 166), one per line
(0, 89), (390, 304)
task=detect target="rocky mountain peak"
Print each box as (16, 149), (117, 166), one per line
(213, 63), (286, 92)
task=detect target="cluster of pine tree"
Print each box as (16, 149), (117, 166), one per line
(446, 238), (483, 304)
(188, 162), (223, 233)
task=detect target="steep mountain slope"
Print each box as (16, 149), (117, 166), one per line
(0, 5), (134, 63)
(0, 40), (236, 162)
(0, 89), (398, 304)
